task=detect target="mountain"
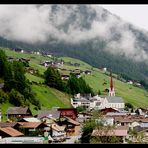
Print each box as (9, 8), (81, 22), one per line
(0, 5), (148, 88)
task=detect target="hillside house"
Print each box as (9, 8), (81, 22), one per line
(61, 74), (70, 80)
(7, 107), (33, 121)
(84, 70), (91, 75)
(70, 69), (81, 78)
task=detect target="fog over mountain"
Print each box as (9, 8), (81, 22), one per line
(0, 5), (148, 63)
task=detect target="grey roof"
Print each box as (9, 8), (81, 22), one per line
(106, 96), (124, 103)
(37, 109), (60, 119)
(7, 107), (30, 115)
(73, 99), (90, 103)
(140, 123), (148, 128)
(106, 112), (127, 116)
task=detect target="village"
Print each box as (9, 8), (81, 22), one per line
(0, 70), (148, 144)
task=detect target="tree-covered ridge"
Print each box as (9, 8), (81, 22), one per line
(0, 49), (40, 109)
(44, 66), (94, 95)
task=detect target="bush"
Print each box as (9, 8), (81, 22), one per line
(9, 89), (25, 106)
(0, 90), (9, 103)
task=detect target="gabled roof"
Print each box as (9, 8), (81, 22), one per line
(0, 127), (24, 137)
(18, 122), (48, 128)
(51, 124), (66, 132)
(20, 117), (41, 122)
(65, 117), (80, 126)
(0, 122), (19, 128)
(106, 96), (124, 103)
(7, 107), (31, 115)
(37, 109), (60, 119)
(91, 126), (128, 137)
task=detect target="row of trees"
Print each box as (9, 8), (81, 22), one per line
(0, 49), (40, 109)
(44, 66), (94, 96)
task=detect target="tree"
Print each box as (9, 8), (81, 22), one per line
(76, 106), (86, 113)
(3, 62), (14, 92)
(12, 61), (27, 94)
(66, 74), (80, 95)
(0, 89), (9, 103)
(67, 74), (94, 95)
(0, 49), (7, 78)
(9, 89), (25, 106)
(44, 66), (65, 91)
(125, 103), (134, 112)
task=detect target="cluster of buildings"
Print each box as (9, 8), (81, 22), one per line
(71, 73), (125, 111)
(0, 107), (81, 144)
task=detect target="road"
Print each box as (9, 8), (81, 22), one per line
(62, 135), (81, 144)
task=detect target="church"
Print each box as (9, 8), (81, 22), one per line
(103, 72), (125, 110)
(71, 72), (125, 111)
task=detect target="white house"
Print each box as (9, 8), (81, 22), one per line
(51, 124), (66, 140)
(71, 94), (124, 111)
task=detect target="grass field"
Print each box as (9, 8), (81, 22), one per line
(84, 68), (148, 108)
(31, 84), (71, 110)
(25, 73), (44, 83)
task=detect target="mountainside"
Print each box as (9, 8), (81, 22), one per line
(4, 48), (148, 108)
(0, 5), (148, 87)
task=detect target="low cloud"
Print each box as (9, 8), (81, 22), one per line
(0, 5), (148, 63)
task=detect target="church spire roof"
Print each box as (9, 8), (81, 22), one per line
(110, 71), (113, 91)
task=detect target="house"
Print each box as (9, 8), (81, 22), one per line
(40, 61), (52, 67)
(100, 107), (120, 114)
(37, 109), (60, 121)
(26, 67), (37, 75)
(51, 123), (66, 141)
(0, 122), (20, 129)
(114, 115), (148, 128)
(91, 126), (128, 143)
(13, 48), (23, 52)
(71, 98), (90, 109)
(77, 112), (92, 123)
(61, 74), (70, 80)
(58, 108), (78, 120)
(71, 69), (81, 78)
(84, 70), (91, 75)
(7, 107), (33, 121)
(127, 80), (133, 85)
(58, 116), (80, 136)
(19, 117), (41, 122)
(0, 127), (24, 138)
(95, 117), (114, 126)
(17, 122), (49, 136)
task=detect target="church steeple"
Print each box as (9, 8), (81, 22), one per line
(109, 71), (115, 96)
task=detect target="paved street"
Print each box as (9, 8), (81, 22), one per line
(62, 135), (81, 144)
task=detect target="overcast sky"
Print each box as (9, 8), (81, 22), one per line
(98, 5), (148, 31)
